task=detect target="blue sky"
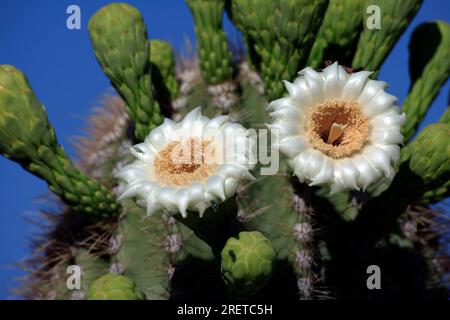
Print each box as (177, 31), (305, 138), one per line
(0, 1), (448, 299)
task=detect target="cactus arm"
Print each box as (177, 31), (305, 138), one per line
(149, 40), (181, 114)
(186, 0), (233, 85)
(411, 122), (450, 205)
(186, 0), (237, 109)
(88, 3), (162, 141)
(228, 0), (328, 100)
(405, 124), (450, 192)
(307, 0), (365, 68)
(352, 0), (422, 73)
(440, 106), (450, 125)
(402, 21), (450, 142)
(0, 65), (119, 219)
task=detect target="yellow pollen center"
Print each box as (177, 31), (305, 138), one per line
(153, 138), (218, 186)
(307, 100), (369, 158)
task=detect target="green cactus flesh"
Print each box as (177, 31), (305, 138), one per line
(221, 231), (275, 295)
(307, 0), (365, 68)
(88, 3), (162, 141)
(402, 21), (450, 142)
(228, 0), (328, 100)
(87, 273), (144, 300)
(187, 0), (233, 85)
(352, 0), (423, 74)
(0, 65), (119, 219)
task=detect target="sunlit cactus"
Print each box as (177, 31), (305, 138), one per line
(87, 273), (144, 300)
(2, 1), (448, 300)
(221, 231), (275, 295)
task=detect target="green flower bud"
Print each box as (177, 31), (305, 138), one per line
(405, 123), (450, 188)
(87, 273), (144, 300)
(221, 231), (275, 295)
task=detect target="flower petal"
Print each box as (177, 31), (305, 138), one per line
(302, 150), (326, 181)
(376, 144), (401, 165)
(224, 178), (239, 198)
(285, 78), (313, 107)
(301, 67), (325, 102)
(357, 79), (388, 107)
(276, 136), (310, 158)
(336, 159), (359, 190)
(310, 157), (334, 186)
(175, 189), (190, 218)
(322, 62), (347, 100)
(362, 145), (392, 177)
(267, 121), (299, 140)
(206, 115), (230, 130)
(370, 127), (404, 145)
(341, 71), (372, 100)
(293, 149), (315, 182)
(156, 187), (178, 213)
(130, 143), (156, 165)
(370, 108), (406, 128)
(206, 175), (226, 201)
(269, 105), (301, 121)
(115, 161), (149, 182)
(216, 164), (254, 181)
(145, 124), (170, 151)
(362, 90), (398, 118)
(351, 155), (382, 190)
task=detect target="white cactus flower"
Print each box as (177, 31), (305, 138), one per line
(268, 62), (406, 193)
(116, 107), (255, 217)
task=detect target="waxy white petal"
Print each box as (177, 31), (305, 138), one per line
(268, 63), (403, 192)
(341, 71), (372, 100)
(116, 108), (254, 217)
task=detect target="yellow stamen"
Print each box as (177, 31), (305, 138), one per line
(153, 138), (218, 186)
(307, 100), (369, 158)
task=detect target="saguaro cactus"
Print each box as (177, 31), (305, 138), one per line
(1, 1), (448, 300)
